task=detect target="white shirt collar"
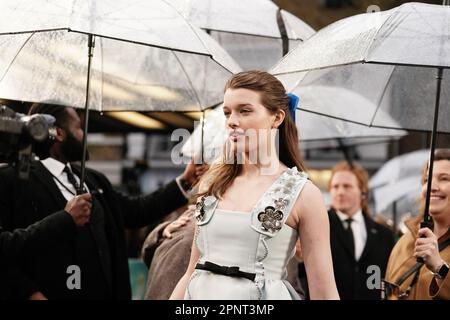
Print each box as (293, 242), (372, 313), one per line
(40, 157), (69, 178)
(336, 209), (364, 224)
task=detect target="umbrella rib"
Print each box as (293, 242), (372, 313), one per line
(297, 107), (402, 133)
(68, 29), (212, 57)
(297, 108), (370, 127)
(272, 61), (364, 76)
(366, 5), (439, 61)
(366, 60), (450, 69)
(274, 47), (450, 76)
(0, 28), (69, 36)
(207, 59), (236, 75)
(279, 9), (315, 41)
(200, 27), (292, 40)
(0, 32), (34, 82)
(376, 13), (408, 42)
(170, 50), (203, 111)
(368, 65), (396, 127)
(364, 7), (403, 60)
(160, 0), (212, 52)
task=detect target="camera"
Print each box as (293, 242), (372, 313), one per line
(0, 105), (56, 179)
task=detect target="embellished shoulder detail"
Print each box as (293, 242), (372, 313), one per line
(251, 167), (308, 237)
(195, 195), (218, 226)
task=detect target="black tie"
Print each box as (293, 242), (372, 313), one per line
(64, 165), (80, 192)
(345, 218), (355, 259)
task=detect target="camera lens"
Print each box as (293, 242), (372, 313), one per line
(24, 115), (49, 142)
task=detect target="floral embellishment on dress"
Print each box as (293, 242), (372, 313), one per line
(251, 167), (309, 235)
(274, 198), (289, 210)
(195, 195), (216, 223)
(195, 196), (207, 222)
(257, 206), (284, 233)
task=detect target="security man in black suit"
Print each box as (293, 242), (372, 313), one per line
(0, 102), (201, 300)
(327, 161), (395, 300)
(0, 195), (92, 299)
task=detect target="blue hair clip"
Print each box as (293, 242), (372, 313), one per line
(287, 93), (299, 121)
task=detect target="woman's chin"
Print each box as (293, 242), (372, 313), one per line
(429, 204), (450, 219)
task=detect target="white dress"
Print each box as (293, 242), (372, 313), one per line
(185, 167), (308, 300)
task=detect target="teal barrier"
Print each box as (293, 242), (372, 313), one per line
(128, 258), (148, 300)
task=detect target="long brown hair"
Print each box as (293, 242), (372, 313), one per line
(328, 161), (371, 216)
(198, 70), (306, 198)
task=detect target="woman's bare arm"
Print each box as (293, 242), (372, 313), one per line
(295, 181), (340, 300)
(169, 224), (200, 300)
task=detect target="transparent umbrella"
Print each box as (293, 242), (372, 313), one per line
(272, 2), (450, 226)
(0, 0), (241, 191)
(166, 0), (315, 70)
(369, 150), (429, 189)
(369, 150), (429, 228)
(0, 0), (240, 112)
(371, 176), (422, 229)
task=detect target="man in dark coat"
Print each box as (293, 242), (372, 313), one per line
(0, 102), (200, 300)
(327, 161), (396, 300)
(0, 197), (92, 300)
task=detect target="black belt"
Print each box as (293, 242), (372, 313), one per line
(195, 261), (256, 281)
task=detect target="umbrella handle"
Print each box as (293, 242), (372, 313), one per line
(416, 220), (434, 263)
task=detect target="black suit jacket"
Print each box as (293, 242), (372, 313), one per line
(328, 209), (395, 300)
(0, 161), (187, 299)
(0, 212), (76, 299)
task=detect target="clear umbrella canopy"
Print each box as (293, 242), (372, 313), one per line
(272, 2), (450, 132)
(369, 149), (429, 189)
(372, 175), (422, 214)
(166, 0), (315, 70)
(0, 0), (241, 112)
(169, 0), (314, 39)
(369, 150), (429, 222)
(276, 64), (450, 133)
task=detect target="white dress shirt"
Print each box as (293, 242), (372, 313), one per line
(40, 157), (89, 201)
(42, 157), (190, 202)
(336, 209), (367, 261)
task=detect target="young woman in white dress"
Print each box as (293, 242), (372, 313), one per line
(170, 70), (339, 300)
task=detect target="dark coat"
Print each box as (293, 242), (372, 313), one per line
(0, 161), (187, 300)
(0, 212), (76, 299)
(142, 217), (195, 300)
(328, 208), (395, 300)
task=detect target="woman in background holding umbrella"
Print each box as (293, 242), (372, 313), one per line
(384, 149), (450, 300)
(170, 70), (339, 300)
